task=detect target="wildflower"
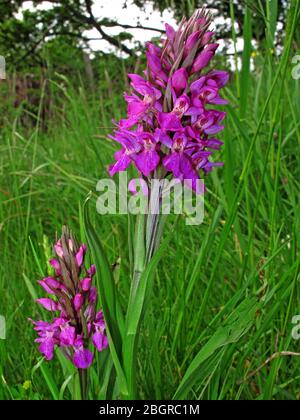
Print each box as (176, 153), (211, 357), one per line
(30, 227), (108, 369)
(108, 9), (229, 193)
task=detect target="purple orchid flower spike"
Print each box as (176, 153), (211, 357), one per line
(108, 8), (229, 194)
(30, 226), (108, 384)
(103, 9), (229, 401)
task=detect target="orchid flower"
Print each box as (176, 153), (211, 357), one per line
(30, 227), (108, 398)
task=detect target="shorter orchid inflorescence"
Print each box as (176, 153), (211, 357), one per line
(30, 227), (108, 369)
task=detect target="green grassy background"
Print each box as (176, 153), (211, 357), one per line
(1, 3), (300, 401)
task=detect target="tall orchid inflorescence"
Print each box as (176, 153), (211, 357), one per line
(108, 9), (229, 193)
(30, 227), (108, 370)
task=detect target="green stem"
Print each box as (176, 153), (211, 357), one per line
(132, 213), (146, 297)
(125, 213), (146, 399)
(78, 368), (88, 400)
(146, 180), (164, 262)
(126, 185), (166, 399)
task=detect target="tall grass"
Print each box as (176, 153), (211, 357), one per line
(0, 2), (300, 400)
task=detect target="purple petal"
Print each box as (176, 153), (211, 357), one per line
(163, 153), (181, 178)
(155, 129), (173, 148)
(201, 31), (215, 47)
(127, 100), (148, 117)
(165, 23), (176, 43)
(158, 113), (183, 132)
(171, 68), (188, 93)
(109, 151), (132, 177)
(119, 117), (139, 129)
(73, 347), (93, 369)
(30, 319), (50, 331)
(127, 74), (158, 97)
(87, 265), (96, 277)
(59, 325), (76, 346)
(185, 107), (203, 117)
(95, 311), (105, 323)
(184, 31), (201, 56)
(206, 161), (224, 170)
(208, 70), (230, 88)
(92, 331), (109, 352)
(75, 245), (86, 268)
(134, 150), (160, 177)
(146, 52), (162, 74)
(180, 154), (194, 178)
(38, 277), (63, 295)
(209, 97), (229, 105)
(81, 277), (92, 292)
(192, 50), (214, 73)
(128, 73), (146, 87)
(38, 339), (55, 361)
(36, 298), (60, 312)
(204, 125), (224, 135)
(49, 259), (61, 276)
(88, 286), (97, 303)
(147, 42), (161, 56)
(206, 139), (224, 150)
(190, 77), (206, 95)
(206, 43), (219, 53)
(73, 294), (84, 311)
(173, 95), (190, 117)
(54, 240), (64, 259)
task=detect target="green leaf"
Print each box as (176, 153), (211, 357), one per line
(266, 0), (278, 48)
(32, 358), (60, 401)
(56, 349), (81, 400)
(123, 223), (175, 398)
(173, 298), (259, 400)
(83, 195), (128, 398)
(23, 273), (38, 302)
(59, 375), (74, 400)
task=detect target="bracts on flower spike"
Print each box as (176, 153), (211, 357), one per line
(108, 9), (229, 194)
(30, 227), (108, 398)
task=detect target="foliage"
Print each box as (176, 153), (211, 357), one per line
(0, 0), (137, 72)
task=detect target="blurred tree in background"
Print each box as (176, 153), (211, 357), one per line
(0, 0), (169, 72)
(133, 0), (289, 45)
(0, 0), (136, 70)
(0, 0), (299, 127)
(0, 0), (295, 72)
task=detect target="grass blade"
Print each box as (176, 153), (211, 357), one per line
(173, 298), (260, 400)
(123, 220), (175, 398)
